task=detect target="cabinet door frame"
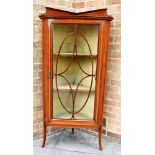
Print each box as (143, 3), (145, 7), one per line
(42, 18), (110, 127)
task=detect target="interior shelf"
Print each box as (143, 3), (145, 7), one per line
(53, 84), (95, 92)
(53, 52), (97, 57)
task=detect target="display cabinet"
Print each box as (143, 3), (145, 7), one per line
(39, 7), (113, 150)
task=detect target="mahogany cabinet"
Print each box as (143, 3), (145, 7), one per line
(39, 7), (113, 150)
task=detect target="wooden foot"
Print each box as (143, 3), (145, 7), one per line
(41, 124), (46, 147)
(72, 128), (74, 134)
(98, 126), (103, 151)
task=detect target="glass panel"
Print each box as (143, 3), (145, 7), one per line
(76, 25), (98, 55)
(52, 24), (98, 120)
(53, 91), (72, 119)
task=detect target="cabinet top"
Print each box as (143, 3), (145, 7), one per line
(39, 7), (113, 21)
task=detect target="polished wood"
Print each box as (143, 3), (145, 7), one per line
(39, 7), (113, 20)
(41, 124), (46, 147)
(39, 7), (113, 150)
(98, 126), (103, 151)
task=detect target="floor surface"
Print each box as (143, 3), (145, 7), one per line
(33, 129), (121, 155)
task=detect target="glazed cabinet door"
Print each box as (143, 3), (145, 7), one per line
(50, 22), (101, 122)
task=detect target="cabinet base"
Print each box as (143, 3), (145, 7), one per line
(41, 124), (103, 150)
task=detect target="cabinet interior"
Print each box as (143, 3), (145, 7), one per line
(52, 24), (99, 120)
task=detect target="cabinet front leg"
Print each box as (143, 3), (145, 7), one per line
(41, 124), (47, 147)
(98, 126), (103, 151)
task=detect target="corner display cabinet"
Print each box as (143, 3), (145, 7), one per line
(39, 7), (113, 150)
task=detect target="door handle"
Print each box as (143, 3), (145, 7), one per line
(47, 72), (51, 78)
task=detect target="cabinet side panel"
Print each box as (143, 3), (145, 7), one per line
(95, 21), (111, 125)
(94, 23), (104, 123)
(98, 21), (110, 124)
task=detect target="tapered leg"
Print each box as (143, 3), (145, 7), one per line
(41, 124), (46, 147)
(98, 126), (103, 151)
(72, 128), (74, 134)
